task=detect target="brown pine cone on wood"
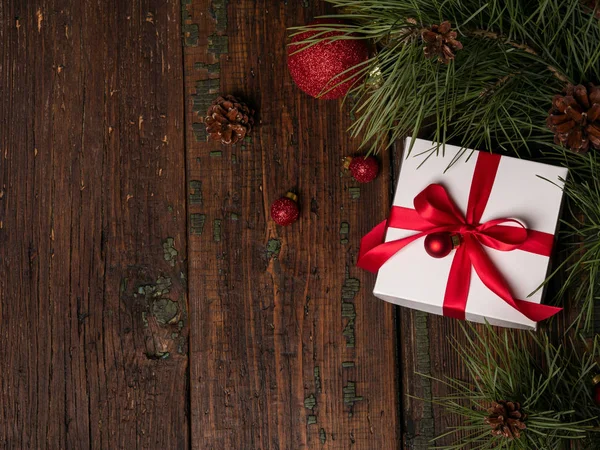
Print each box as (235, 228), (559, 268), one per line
(484, 400), (527, 440)
(547, 83), (600, 153)
(422, 21), (463, 64)
(204, 95), (255, 145)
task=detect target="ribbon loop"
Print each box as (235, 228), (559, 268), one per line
(358, 151), (561, 324)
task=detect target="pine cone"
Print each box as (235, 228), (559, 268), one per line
(547, 83), (600, 153)
(484, 401), (527, 440)
(204, 95), (255, 145)
(422, 21), (463, 64)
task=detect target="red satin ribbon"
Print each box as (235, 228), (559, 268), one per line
(357, 152), (561, 322)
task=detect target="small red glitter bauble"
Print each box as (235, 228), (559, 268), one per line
(288, 19), (369, 100)
(424, 232), (454, 258)
(345, 156), (379, 183)
(271, 192), (300, 226)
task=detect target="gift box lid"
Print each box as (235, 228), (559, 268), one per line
(373, 138), (568, 330)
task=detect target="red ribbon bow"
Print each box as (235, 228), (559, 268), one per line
(357, 152), (561, 322)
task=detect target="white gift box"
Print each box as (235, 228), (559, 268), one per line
(373, 138), (568, 330)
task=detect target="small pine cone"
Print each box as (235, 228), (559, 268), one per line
(547, 83), (600, 153)
(422, 21), (463, 64)
(484, 401), (527, 440)
(204, 95), (255, 145)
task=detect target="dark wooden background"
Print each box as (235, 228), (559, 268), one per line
(0, 0), (578, 449)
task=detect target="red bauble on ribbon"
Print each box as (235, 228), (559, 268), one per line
(288, 19), (369, 100)
(271, 192), (300, 226)
(424, 232), (461, 258)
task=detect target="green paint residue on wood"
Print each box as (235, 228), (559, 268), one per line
(340, 222), (349, 244)
(190, 213), (206, 235)
(409, 312), (435, 446)
(266, 239), (281, 260)
(181, 0), (199, 47)
(192, 78), (220, 114)
(230, 212), (239, 221)
(342, 361), (355, 368)
(209, 151), (222, 158)
(314, 366), (321, 393)
(194, 62), (221, 74)
(305, 393), (317, 426)
(349, 187), (361, 199)
(208, 34), (228, 56)
(189, 180), (203, 205)
(192, 123), (207, 142)
(343, 381), (364, 407)
(319, 428), (326, 444)
(163, 238), (178, 267)
(342, 302), (356, 348)
(342, 277), (360, 300)
(138, 276), (172, 298)
(304, 394), (316, 410)
(152, 298), (179, 325)
(209, 0), (229, 33)
(213, 219), (222, 242)
(191, 77), (220, 142)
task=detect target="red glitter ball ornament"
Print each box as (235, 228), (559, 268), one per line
(288, 19), (369, 100)
(271, 192), (300, 226)
(344, 156), (379, 183)
(424, 232), (461, 258)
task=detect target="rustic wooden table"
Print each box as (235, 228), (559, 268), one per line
(0, 1), (577, 449)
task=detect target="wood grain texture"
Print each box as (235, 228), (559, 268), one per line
(0, 0), (188, 448)
(184, 1), (401, 448)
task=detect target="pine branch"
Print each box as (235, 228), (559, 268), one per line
(427, 324), (600, 449)
(465, 29), (570, 84)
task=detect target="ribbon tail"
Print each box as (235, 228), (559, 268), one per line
(357, 229), (430, 273)
(511, 299), (562, 322)
(357, 219), (388, 272)
(443, 244), (471, 320)
(468, 239), (561, 323)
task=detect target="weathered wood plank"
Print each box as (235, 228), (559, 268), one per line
(0, 0), (188, 448)
(184, 1), (401, 448)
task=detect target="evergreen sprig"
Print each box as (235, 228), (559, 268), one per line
(428, 325), (600, 449)
(290, 0), (600, 155)
(541, 151), (600, 333)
